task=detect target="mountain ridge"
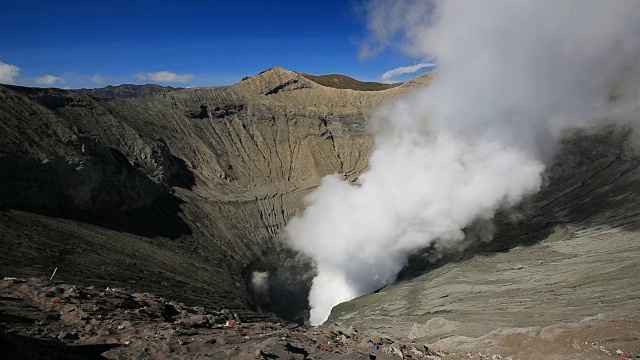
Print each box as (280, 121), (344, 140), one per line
(74, 67), (418, 99)
(76, 83), (182, 98)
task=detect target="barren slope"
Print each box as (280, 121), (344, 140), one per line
(0, 67), (426, 310)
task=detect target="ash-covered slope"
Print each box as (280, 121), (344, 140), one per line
(0, 67), (425, 310)
(328, 127), (640, 358)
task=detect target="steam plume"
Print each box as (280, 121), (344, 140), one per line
(286, 0), (640, 325)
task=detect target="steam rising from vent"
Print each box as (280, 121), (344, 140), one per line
(285, 0), (640, 325)
(251, 272), (269, 297)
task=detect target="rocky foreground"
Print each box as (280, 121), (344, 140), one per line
(1, 276), (460, 360)
(2, 276), (639, 360)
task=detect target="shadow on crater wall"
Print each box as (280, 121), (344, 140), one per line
(0, 152), (193, 239)
(242, 245), (316, 324)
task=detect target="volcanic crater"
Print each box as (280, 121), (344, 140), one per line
(1, 67), (639, 359)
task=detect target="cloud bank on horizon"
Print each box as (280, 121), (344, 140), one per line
(135, 71), (194, 84)
(90, 74), (110, 85)
(0, 61), (194, 87)
(285, 0), (640, 325)
(381, 62), (435, 82)
(35, 75), (64, 85)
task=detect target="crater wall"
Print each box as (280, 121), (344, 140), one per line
(0, 68), (428, 310)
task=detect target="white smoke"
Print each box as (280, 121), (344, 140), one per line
(286, 0), (640, 325)
(251, 271), (269, 295)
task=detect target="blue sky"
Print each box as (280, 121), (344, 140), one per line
(0, 0), (433, 88)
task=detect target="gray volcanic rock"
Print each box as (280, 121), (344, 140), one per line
(0, 277), (391, 360)
(0, 67), (421, 311)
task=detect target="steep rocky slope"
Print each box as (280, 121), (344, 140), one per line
(0, 67), (427, 311)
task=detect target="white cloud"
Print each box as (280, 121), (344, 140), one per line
(90, 74), (109, 84)
(381, 62), (435, 81)
(358, 0), (437, 59)
(136, 71), (193, 83)
(35, 75), (63, 85)
(0, 61), (20, 84)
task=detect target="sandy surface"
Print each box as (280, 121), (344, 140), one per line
(329, 225), (640, 359)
